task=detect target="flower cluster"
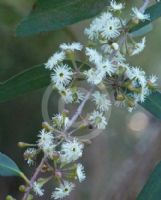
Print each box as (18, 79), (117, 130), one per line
(23, 115), (86, 199)
(19, 1), (159, 200)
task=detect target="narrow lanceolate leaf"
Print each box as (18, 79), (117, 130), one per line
(130, 23), (153, 37)
(140, 91), (161, 120)
(0, 61), (87, 103)
(0, 64), (50, 102)
(137, 161), (161, 200)
(16, 0), (109, 36)
(0, 61), (161, 120)
(131, 2), (161, 32)
(0, 152), (22, 176)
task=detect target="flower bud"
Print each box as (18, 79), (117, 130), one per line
(5, 195), (16, 200)
(112, 43), (119, 51)
(41, 164), (49, 172)
(65, 51), (74, 60)
(115, 92), (125, 101)
(127, 99), (135, 108)
(17, 142), (30, 148)
(19, 185), (26, 193)
(42, 122), (53, 131)
(131, 17), (139, 25)
(52, 152), (60, 161)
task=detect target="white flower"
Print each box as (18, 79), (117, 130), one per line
(85, 47), (102, 66)
(59, 87), (84, 104)
(45, 51), (65, 70)
(134, 86), (149, 103)
(110, 0), (125, 11)
(33, 182), (44, 197)
(76, 163), (86, 182)
(52, 114), (69, 129)
(89, 110), (107, 129)
(84, 69), (103, 85)
(51, 181), (75, 199)
(92, 91), (111, 112)
(60, 42), (83, 51)
(85, 47), (115, 76)
(148, 75), (158, 86)
(84, 12), (112, 40)
(43, 144), (56, 158)
(51, 64), (73, 88)
(131, 37), (146, 56)
(24, 148), (37, 166)
(37, 129), (54, 147)
(60, 87), (73, 104)
(37, 129), (55, 156)
(74, 90), (85, 103)
(126, 66), (146, 87)
(98, 59), (115, 76)
(60, 138), (84, 164)
(132, 7), (150, 21)
(101, 17), (121, 40)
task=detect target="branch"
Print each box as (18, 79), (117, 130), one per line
(22, 156), (47, 200)
(139, 0), (150, 13)
(64, 86), (94, 133)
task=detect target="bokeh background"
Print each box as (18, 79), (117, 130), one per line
(0, 0), (161, 199)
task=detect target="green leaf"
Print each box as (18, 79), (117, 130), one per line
(16, 0), (109, 37)
(0, 60), (88, 103)
(131, 2), (161, 33)
(140, 91), (161, 120)
(0, 152), (22, 176)
(137, 161), (161, 200)
(130, 23), (153, 37)
(0, 64), (50, 102)
(1, 60), (161, 120)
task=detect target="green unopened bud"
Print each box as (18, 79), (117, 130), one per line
(80, 123), (88, 129)
(66, 51), (74, 60)
(115, 66), (126, 75)
(52, 152), (60, 161)
(5, 195), (16, 200)
(42, 122), (53, 131)
(62, 110), (69, 117)
(127, 99), (135, 108)
(147, 81), (157, 91)
(19, 185), (26, 193)
(127, 84), (141, 93)
(115, 92), (125, 101)
(131, 17), (139, 25)
(18, 142), (30, 148)
(27, 194), (33, 200)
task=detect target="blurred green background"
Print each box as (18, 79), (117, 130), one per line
(0, 0), (161, 199)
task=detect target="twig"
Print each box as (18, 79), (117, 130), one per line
(22, 156), (47, 200)
(139, 0), (150, 13)
(64, 86), (94, 133)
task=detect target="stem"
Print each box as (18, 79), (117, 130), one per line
(64, 86), (94, 133)
(139, 0), (150, 13)
(20, 173), (30, 185)
(71, 59), (79, 73)
(22, 156), (47, 200)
